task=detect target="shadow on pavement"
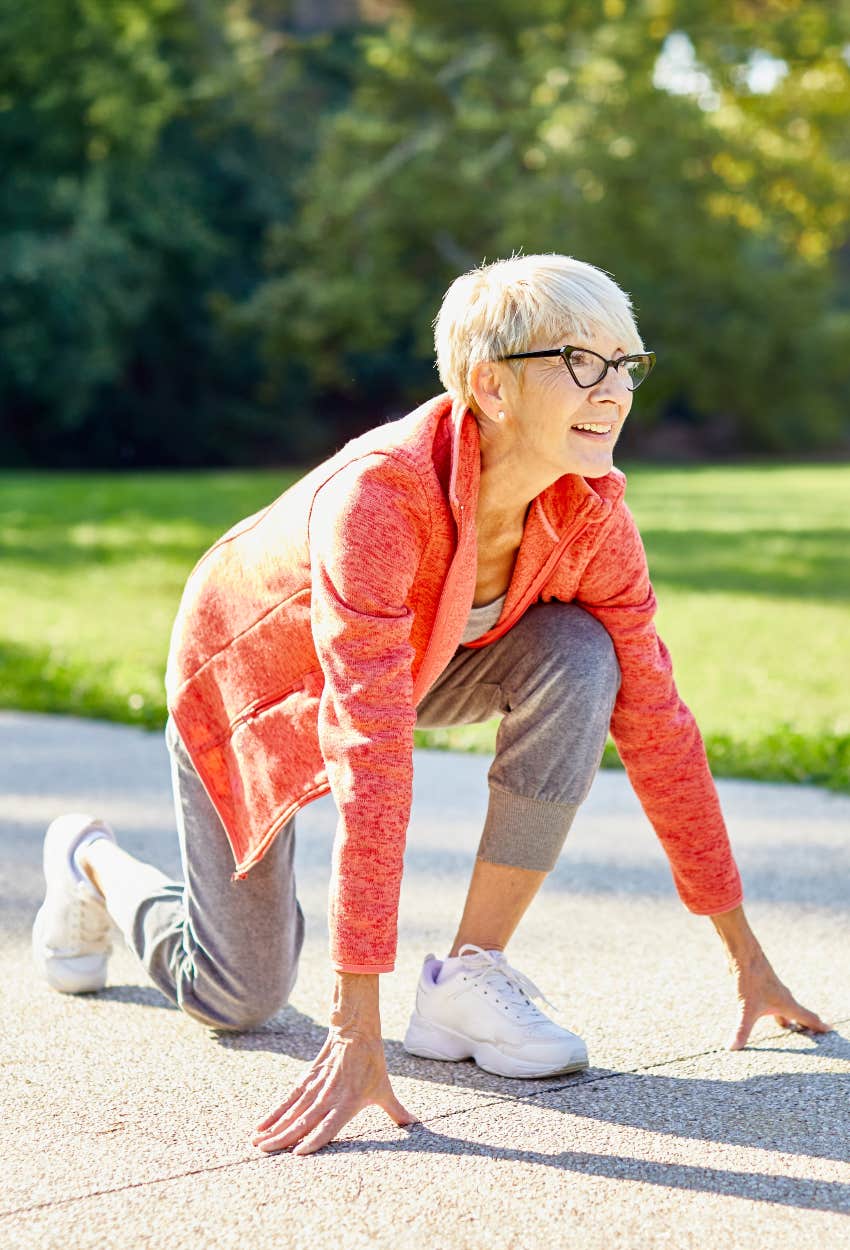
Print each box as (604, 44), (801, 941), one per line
(93, 984), (179, 1011)
(331, 1121), (850, 1214)
(212, 1005), (850, 1189)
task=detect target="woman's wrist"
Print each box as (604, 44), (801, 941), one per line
(330, 971), (382, 1037)
(710, 904), (767, 969)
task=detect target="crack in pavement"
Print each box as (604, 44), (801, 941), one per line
(3, 1016), (845, 1221)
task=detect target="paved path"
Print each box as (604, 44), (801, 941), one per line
(2, 710), (848, 1249)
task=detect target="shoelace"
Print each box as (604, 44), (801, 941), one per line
(455, 943), (558, 1020)
(62, 883), (109, 954)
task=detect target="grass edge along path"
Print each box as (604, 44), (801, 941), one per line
(0, 668), (847, 790)
(0, 464), (848, 793)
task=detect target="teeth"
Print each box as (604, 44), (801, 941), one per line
(573, 423), (612, 433)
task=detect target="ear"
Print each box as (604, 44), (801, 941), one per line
(469, 360), (509, 420)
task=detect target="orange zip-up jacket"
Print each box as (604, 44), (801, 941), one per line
(166, 395), (743, 973)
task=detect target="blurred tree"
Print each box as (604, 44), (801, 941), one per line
(1, 0), (848, 463)
(241, 0), (850, 453)
(0, 0), (360, 465)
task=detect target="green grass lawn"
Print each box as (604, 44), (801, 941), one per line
(1, 464), (848, 789)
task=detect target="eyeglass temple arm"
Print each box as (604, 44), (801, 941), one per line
(500, 350), (563, 361)
(502, 349), (655, 363)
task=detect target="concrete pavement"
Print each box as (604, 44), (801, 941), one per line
(1, 709), (848, 1249)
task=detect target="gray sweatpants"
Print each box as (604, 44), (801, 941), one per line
(115, 602), (619, 1030)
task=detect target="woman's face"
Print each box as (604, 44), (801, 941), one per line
(502, 328), (635, 481)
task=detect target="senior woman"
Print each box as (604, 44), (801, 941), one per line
(33, 253), (828, 1155)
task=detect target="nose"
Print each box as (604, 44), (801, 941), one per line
(591, 365), (632, 409)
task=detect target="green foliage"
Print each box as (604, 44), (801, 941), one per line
(244, 0), (850, 451)
(0, 0), (360, 465)
(1, 0), (849, 462)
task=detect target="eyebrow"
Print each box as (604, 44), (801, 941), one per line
(563, 344), (629, 357)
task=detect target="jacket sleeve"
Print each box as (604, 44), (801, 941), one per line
(308, 452), (431, 973)
(575, 502), (743, 915)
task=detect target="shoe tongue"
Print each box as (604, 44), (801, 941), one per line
(436, 945), (501, 984)
(459, 952), (525, 999)
(469, 951), (548, 1011)
(435, 953), (473, 984)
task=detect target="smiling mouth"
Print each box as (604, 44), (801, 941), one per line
(571, 422), (614, 438)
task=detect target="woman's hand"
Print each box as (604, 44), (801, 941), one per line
(711, 905), (831, 1050)
(252, 972), (416, 1157)
(727, 950), (831, 1050)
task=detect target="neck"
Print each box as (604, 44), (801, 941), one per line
(475, 431), (560, 532)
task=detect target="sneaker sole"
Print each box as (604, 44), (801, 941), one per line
(403, 1015), (589, 1079)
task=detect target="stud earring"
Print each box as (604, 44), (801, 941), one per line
(497, 410), (506, 422)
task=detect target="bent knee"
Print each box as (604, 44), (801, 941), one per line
(213, 1003), (282, 1033)
(530, 602), (620, 693)
(575, 608), (620, 694)
(189, 984), (291, 1033)
(179, 962), (298, 1033)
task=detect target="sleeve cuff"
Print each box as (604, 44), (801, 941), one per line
(332, 960), (396, 975)
(686, 893), (744, 917)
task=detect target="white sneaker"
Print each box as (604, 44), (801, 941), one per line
(403, 944), (589, 1078)
(32, 813), (116, 994)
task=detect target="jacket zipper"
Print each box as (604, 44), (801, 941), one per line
(227, 686), (298, 736)
(468, 501), (598, 646)
(413, 499), (468, 702)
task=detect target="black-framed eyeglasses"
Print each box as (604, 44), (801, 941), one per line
(499, 346), (657, 391)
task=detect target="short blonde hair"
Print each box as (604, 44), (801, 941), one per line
(434, 253), (645, 404)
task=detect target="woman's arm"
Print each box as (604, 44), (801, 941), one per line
(576, 503), (743, 916)
(309, 453), (431, 973)
(711, 905), (831, 1049)
(252, 455), (430, 1156)
(577, 503), (829, 1047)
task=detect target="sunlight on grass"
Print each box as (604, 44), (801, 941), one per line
(1, 464), (848, 789)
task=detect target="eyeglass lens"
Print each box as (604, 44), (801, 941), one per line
(565, 349), (651, 390)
